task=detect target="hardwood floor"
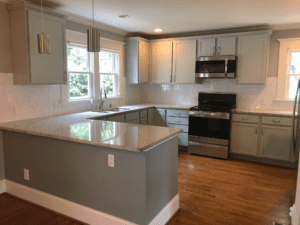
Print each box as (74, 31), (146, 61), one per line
(168, 151), (297, 225)
(0, 151), (297, 225)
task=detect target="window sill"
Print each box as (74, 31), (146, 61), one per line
(60, 96), (125, 104)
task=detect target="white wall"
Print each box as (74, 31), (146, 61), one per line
(142, 77), (294, 111)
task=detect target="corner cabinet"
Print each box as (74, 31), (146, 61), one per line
(9, 4), (67, 85)
(236, 32), (272, 84)
(151, 39), (196, 84)
(125, 37), (150, 84)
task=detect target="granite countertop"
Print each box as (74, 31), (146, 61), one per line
(0, 110), (182, 153)
(232, 108), (294, 117)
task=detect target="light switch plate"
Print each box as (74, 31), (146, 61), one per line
(108, 154), (114, 167)
(24, 169), (29, 181)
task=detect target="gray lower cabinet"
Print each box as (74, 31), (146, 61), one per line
(260, 125), (291, 161)
(231, 122), (258, 156)
(9, 4), (67, 85)
(139, 117), (147, 125)
(127, 119), (140, 124)
(153, 108), (167, 127)
(107, 115), (125, 122)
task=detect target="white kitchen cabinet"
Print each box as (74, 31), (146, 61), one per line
(153, 109), (167, 127)
(237, 34), (270, 84)
(231, 122), (258, 156)
(151, 41), (173, 83)
(197, 38), (216, 57)
(260, 125), (291, 161)
(9, 4), (67, 85)
(125, 37), (150, 84)
(217, 37), (236, 56)
(173, 40), (196, 83)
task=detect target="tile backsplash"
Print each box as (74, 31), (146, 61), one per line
(142, 77), (294, 111)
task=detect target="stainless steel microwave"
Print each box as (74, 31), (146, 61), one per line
(195, 56), (236, 79)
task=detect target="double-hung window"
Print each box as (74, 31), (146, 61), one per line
(67, 44), (93, 99)
(100, 50), (119, 96)
(287, 50), (300, 99)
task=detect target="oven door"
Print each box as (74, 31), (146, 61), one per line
(188, 112), (230, 145)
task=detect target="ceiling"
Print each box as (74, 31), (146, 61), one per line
(24, 0), (300, 36)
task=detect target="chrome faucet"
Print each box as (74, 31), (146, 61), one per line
(99, 88), (107, 110)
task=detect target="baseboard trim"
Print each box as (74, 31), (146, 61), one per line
(0, 179), (5, 194)
(149, 194), (179, 225)
(5, 180), (136, 225)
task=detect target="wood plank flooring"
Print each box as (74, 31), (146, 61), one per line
(168, 152), (297, 225)
(0, 151), (297, 225)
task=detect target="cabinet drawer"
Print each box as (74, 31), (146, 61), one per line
(262, 116), (292, 127)
(140, 117), (147, 125)
(232, 114), (259, 123)
(108, 115), (125, 122)
(178, 133), (188, 146)
(167, 109), (189, 118)
(168, 124), (188, 133)
(127, 119), (140, 124)
(126, 112), (139, 121)
(140, 110), (148, 118)
(166, 117), (189, 125)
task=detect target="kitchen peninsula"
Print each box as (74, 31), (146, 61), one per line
(0, 105), (182, 225)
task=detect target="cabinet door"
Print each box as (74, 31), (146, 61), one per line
(260, 125), (291, 161)
(148, 109), (155, 125)
(151, 41), (173, 83)
(237, 35), (268, 84)
(139, 117), (147, 125)
(173, 40), (196, 84)
(153, 109), (167, 127)
(197, 38), (216, 57)
(28, 10), (66, 84)
(217, 37), (236, 56)
(138, 40), (150, 83)
(231, 122), (258, 156)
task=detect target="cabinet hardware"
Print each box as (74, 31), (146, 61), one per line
(272, 120), (281, 123)
(45, 35), (50, 54)
(213, 47), (215, 55)
(174, 74), (176, 83)
(170, 74), (172, 83)
(64, 71), (67, 82)
(255, 128), (257, 134)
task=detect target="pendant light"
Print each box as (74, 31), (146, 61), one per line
(38, 0), (50, 54)
(87, 0), (100, 52)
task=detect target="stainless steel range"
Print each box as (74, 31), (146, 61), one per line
(188, 92), (236, 159)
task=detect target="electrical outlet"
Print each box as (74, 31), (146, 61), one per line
(24, 169), (29, 181)
(108, 154), (114, 167)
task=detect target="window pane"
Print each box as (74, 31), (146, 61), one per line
(69, 73), (89, 98)
(67, 46), (88, 72)
(289, 76), (300, 99)
(100, 75), (114, 95)
(70, 123), (90, 141)
(100, 51), (114, 73)
(290, 52), (300, 74)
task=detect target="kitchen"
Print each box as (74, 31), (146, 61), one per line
(0, 0), (300, 225)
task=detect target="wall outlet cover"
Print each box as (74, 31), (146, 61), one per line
(108, 154), (114, 167)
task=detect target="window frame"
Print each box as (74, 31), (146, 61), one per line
(277, 38), (300, 101)
(99, 49), (120, 97)
(67, 43), (93, 100)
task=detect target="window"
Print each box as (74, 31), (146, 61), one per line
(287, 50), (300, 99)
(100, 50), (119, 96)
(277, 38), (300, 101)
(67, 44), (92, 99)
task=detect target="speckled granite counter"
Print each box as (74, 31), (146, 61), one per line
(0, 110), (182, 152)
(232, 108), (294, 117)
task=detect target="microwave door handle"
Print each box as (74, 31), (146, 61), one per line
(224, 57), (228, 78)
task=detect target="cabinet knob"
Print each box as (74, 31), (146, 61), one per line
(64, 72), (67, 82)
(213, 47), (215, 55)
(174, 74), (176, 83)
(170, 74), (172, 83)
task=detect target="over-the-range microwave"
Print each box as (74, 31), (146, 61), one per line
(195, 56), (236, 79)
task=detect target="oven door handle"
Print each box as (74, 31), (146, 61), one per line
(189, 113), (230, 120)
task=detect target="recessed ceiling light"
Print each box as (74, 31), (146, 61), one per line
(154, 28), (162, 33)
(119, 14), (129, 18)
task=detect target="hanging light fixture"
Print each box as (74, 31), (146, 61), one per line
(87, 0), (100, 52)
(38, 0), (50, 54)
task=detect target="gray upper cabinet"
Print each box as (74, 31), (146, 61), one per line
(217, 37), (236, 56)
(197, 38), (216, 57)
(9, 4), (67, 85)
(125, 37), (150, 84)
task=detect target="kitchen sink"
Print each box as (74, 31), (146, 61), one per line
(107, 107), (131, 112)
